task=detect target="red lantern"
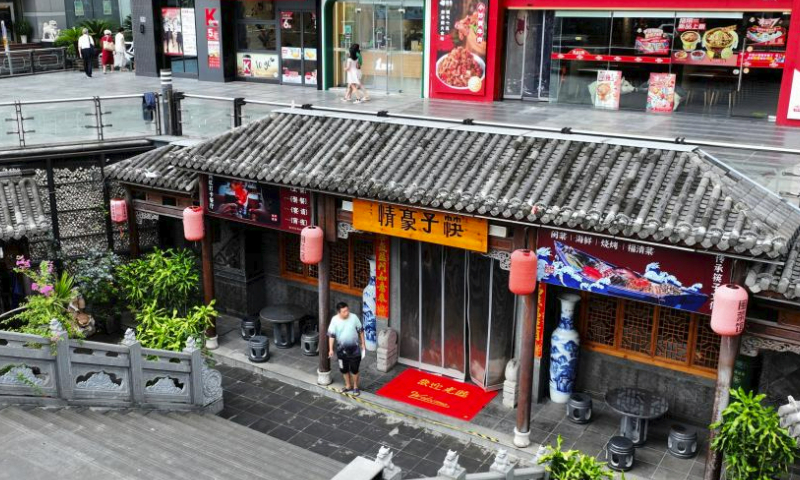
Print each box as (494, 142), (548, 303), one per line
(509, 249), (537, 295)
(183, 206), (204, 241)
(110, 198), (127, 223)
(300, 226), (324, 265)
(710, 284), (748, 336)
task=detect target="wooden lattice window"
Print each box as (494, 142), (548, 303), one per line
(579, 292), (719, 378)
(280, 232), (373, 296)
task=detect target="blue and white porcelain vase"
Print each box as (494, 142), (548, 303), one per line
(362, 256), (378, 351)
(549, 293), (581, 404)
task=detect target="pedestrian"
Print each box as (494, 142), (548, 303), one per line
(341, 44), (361, 102)
(100, 29), (115, 74)
(77, 28), (95, 77)
(327, 302), (366, 396)
(114, 27), (127, 72)
(353, 44), (370, 102)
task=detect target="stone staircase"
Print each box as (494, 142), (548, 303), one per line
(0, 406), (344, 480)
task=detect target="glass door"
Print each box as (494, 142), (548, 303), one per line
(280, 10), (317, 86)
(504, 10), (553, 100)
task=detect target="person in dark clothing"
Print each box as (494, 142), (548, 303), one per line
(77, 28), (95, 77)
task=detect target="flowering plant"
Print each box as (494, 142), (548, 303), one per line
(72, 251), (122, 322)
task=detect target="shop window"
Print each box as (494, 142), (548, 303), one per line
(579, 292), (719, 377)
(279, 232), (373, 295)
(237, 24), (277, 51)
(236, 0), (275, 20)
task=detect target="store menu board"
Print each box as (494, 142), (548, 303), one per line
(536, 228), (730, 315)
(594, 70), (621, 110)
(207, 177), (311, 233)
(180, 8), (197, 57)
(636, 28), (669, 55)
(431, 0), (489, 96)
(237, 53), (279, 79)
(646, 73), (676, 113)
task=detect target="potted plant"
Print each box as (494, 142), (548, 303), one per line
(54, 26), (83, 67)
(72, 251), (123, 334)
(15, 19), (32, 44)
(711, 388), (797, 480)
(538, 436), (619, 480)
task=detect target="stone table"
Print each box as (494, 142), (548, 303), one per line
(259, 304), (307, 349)
(605, 387), (669, 447)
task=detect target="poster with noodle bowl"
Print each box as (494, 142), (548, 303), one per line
(431, 0), (489, 96)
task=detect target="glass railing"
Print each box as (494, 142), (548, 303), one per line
(0, 47), (66, 77)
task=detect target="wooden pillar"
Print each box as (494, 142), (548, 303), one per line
(316, 194), (336, 385)
(514, 227), (537, 448)
(703, 335), (741, 480)
(198, 174), (217, 348)
(123, 186), (139, 258)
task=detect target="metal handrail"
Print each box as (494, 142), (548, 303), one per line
(0, 93), (149, 108)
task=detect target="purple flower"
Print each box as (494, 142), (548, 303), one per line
(39, 285), (53, 297)
(31, 282), (39, 292)
(15, 256), (30, 269)
(46, 261), (54, 274)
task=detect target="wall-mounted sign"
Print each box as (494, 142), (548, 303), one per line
(161, 8), (183, 56)
(237, 52), (278, 78)
(281, 11), (293, 29)
(353, 199), (488, 252)
(207, 177), (310, 232)
(536, 229), (730, 314)
(375, 235), (390, 318)
(430, 0), (489, 96)
(102, 0), (112, 15)
(74, 0), (85, 17)
(534, 283), (547, 359)
(205, 8), (220, 69)
(180, 8), (197, 56)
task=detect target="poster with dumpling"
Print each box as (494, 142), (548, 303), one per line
(430, 0), (489, 96)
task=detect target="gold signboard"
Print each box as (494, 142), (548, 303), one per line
(353, 199), (488, 252)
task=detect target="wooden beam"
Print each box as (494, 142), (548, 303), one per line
(198, 174), (217, 347)
(124, 186), (140, 258)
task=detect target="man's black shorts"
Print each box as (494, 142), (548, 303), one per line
(338, 353), (361, 374)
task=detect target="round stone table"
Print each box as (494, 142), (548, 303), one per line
(605, 387), (669, 447)
(259, 304), (307, 349)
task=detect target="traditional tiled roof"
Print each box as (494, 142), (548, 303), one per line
(0, 170), (49, 241)
(746, 243), (800, 300)
(168, 110), (800, 260)
(105, 145), (196, 194)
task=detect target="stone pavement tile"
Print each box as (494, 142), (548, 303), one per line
(223, 369), (251, 381)
(528, 427), (551, 445)
(651, 466), (687, 480)
(382, 432), (415, 451)
(229, 411), (260, 427)
(307, 438), (343, 458)
(530, 416), (558, 433)
(277, 400), (310, 415)
(360, 425), (393, 442)
(268, 425), (300, 442)
(424, 446), (450, 463)
(344, 435), (381, 455)
(225, 394), (254, 411)
(627, 460), (659, 479)
(460, 442), (494, 463)
(689, 461), (705, 478)
(239, 385), (272, 402)
(298, 404), (328, 421)
(414, 458), (444, 477)
(413, 429), (446, 447)
(261, 392), (291, 407)
(658, 452), (695, 475)
(224, 381), (250, 396)
(243, 402), (276, 418)
(552, 420), (589, 440)
(250, 417), (279, 434)
(402, 439), (439, 459)
(329, 446), (360, 464)
(217, 406), (242, 420)
(391, 451), (424, 472)
(283, 414), (316, 431)
(635, 446), (666, 466)
(303, 420), (339, 440)
(288, 431), (320, 449)
(472, 411), (503, 429)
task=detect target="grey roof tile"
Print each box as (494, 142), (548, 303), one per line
(105, 145), (196, 193)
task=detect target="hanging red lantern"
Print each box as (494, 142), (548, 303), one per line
(183, 206), (204, 241)
(110, 198), (128, 224)
(710, 284), (748, 336)
(509, 249), (537, 295)
(300, 226), (324, 265)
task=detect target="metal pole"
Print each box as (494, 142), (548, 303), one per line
(160, 69), (173, 136)
(198, 174), (217, 349)
(703, 335), (742, 480)
(233, 97), (246, 128)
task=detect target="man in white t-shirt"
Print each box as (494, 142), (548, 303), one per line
(77, 28), (95, 77)
(327, 302), (365, 396)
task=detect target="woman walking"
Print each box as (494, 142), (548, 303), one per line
(114, 27), (127, 72)
(77, 28), (95, 77)
(100, 29), (115, 74)
(342, 44), (361, 102)
(353, 44), (370, 102)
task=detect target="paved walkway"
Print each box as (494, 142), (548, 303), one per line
(1, 70), (800, 200)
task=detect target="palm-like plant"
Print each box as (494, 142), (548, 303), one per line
(78, 19), (119, 42)
(54, 26), (82, 57)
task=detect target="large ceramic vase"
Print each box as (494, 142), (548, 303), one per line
(549, 293), (581, 403)
(362, 257), (378, 351)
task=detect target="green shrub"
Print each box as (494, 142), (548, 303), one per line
(136, 301), (217, 352)
(54, 27), (82, 57)
(116, 248), (200, 317)
(538, 436), (618, 480)
(711, 388), (797, 480)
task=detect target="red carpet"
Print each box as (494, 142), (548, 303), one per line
(376, 369), (497, 421)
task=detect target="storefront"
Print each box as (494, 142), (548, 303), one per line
(159, 0), (199, 77)
(323, 0), (426, 94)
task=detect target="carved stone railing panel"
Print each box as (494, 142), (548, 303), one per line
(0, 330), (222, 412)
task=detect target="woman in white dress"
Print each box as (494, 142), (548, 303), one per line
(342, 45), (362, 102)
(114, 28), (127, 71)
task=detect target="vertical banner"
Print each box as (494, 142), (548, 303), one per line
(647, 73), (677, 113)
(534, 283), (547, 359)
(180, 8), (197, 56)
(205, 8), (220, 69)
(431, 0), (489, 96)
(375, 235), (390, 318)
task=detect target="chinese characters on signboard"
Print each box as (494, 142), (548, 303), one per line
(375, 236), (390, 318)
(646, 73), (676, 113)
(352, 199), (488, 252)
(207, 176), (310, 233)
(534, 283), (547, 359)
(536, 228), (729, 314)
(205, 8), (220, 69)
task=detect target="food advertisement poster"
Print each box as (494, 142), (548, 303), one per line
(207, 177), (310, 233)
(237, 53), (279, 79)
(161, 8), (184, 56)
(431, 0), (489, 96)
(788, 70), (800, 121)
(673, 24), (739, 67)
(536, 229), (730, 315)
(746, 17), (785, 46)
(635, 28), (669, 55)
(646, 73), (676, 113)
(594, 70), (621, 110)
(180, 8), (197, 57)
(205, 8), (220, 69)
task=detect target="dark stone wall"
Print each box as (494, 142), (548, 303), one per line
(575, 349), (716, 425)
(757, 350), (800, 408)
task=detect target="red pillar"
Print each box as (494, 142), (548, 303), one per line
(776, 1), (800, 126)
(198, 174), (217, 348)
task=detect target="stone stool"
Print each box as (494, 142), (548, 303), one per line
(566, 392), (593, 424)
(248, 335), (270, 363)
(301, 324), (319, 356)
(240, 317), (261, 340)
(606, 436), (635, 472)
(668, 424), (698, 459)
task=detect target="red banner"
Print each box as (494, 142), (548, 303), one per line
(536, 229), (729, 314)
(742, 52), (786, 69)
(375, 235), (390, 318)
(552, 51), (671, 65)
(534, 284), (547, 359)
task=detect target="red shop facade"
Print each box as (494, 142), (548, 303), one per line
(427, 0), (800, 126)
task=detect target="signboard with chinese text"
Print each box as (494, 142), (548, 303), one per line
(536, 229), (729, 314)
(205, 8), (220, 69)
(353, 200), (488, 252)
(207, 177), (310, 233)
(534, 284), (547, 359)
(375, 236), (390, 318)
(180, 8), (197, 57)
